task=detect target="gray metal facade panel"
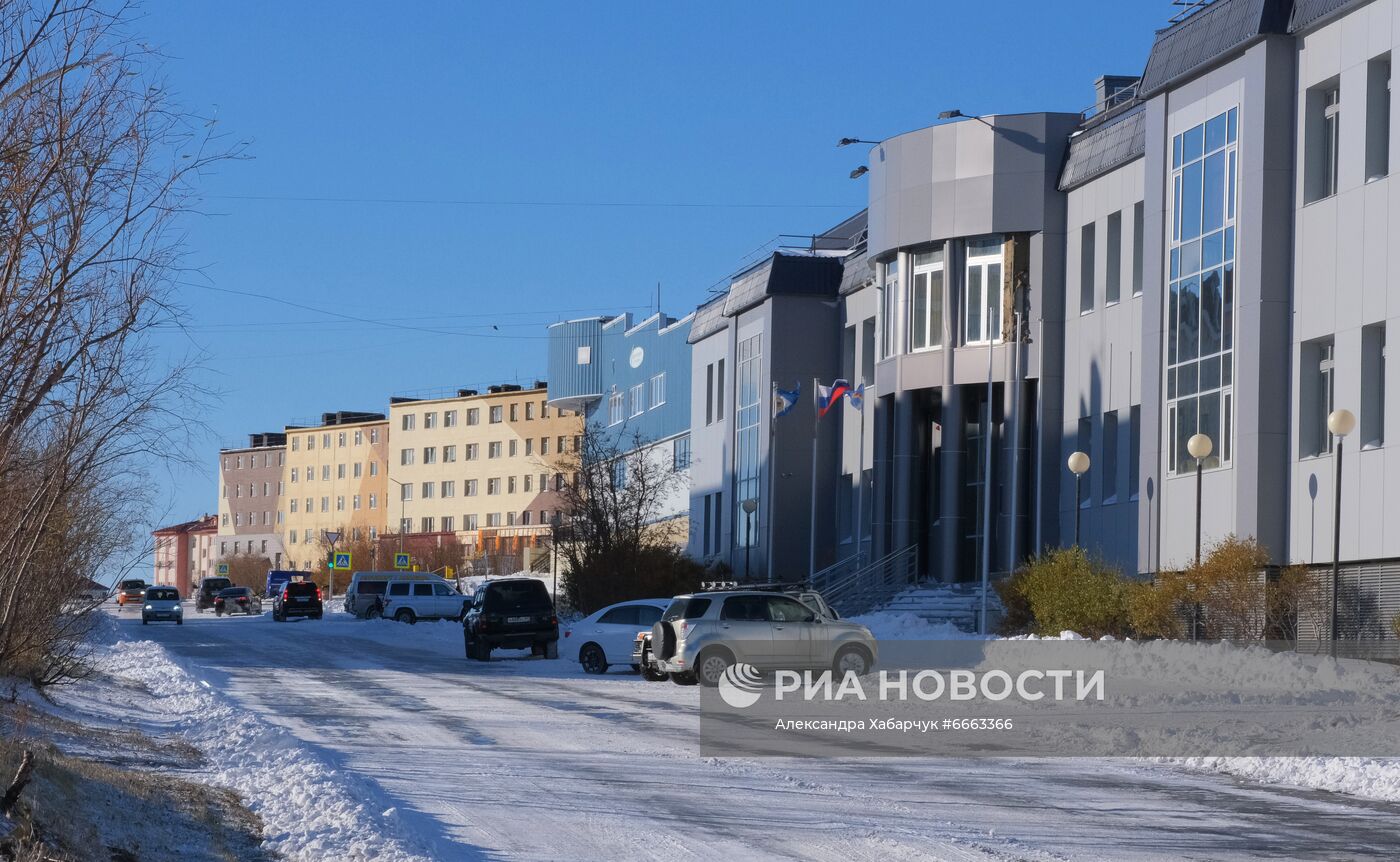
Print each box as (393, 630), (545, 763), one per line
(545, 318), (605, 402)
(1288, 0), (1367, 31)
(1140, 0), (1288, 96)
(839, 249), (875, 296)
(1058, 105), (1147, 191)
(722, 258), (775, 317)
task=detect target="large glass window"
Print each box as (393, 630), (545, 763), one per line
(909, 249), (944, 351)
(734, 334), (762, 548)
(964, 237), (1004, 345)
(880, 260), (900, 358)
(1167, 109), (1237, 474)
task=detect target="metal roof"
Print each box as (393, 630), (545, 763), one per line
(1059, 103), (1147, 191)
(1139, 0), (1292, 96)
(1288, 0), (1367, 31)
(839, 248), (875, 297)
(688, 294), (729, 344)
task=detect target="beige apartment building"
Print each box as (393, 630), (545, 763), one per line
(387, 383), (580, 558)
(280, 411), (389, 570)
(217, 432), (287, 567)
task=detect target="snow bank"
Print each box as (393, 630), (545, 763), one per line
(846, 610), (986, 641)
(1168, 756), (1400, 802)
(87, 623), (437, 862)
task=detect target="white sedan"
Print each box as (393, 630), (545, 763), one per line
(564, 599), (669, 674)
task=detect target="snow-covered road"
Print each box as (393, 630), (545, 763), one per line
(114, 608), (1400, 861)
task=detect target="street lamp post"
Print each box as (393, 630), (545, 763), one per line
(1328, 408), (1356, 651)
(388, 478), (408, 554)
(321, 529), (341, 599)
(1187, 433), (1214, 566)
(1067, 452), (1090, 546)
(742, 498), (758, 583)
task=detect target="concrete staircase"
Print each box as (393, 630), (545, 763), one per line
(875, 582), (1003, 633)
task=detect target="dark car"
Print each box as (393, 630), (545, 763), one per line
(463, 578), (558, 661)
(214, 586), (262, 616)
(273, 581), (323, 622)
(195, 576), (234, 612)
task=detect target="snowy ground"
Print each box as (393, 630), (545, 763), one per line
(79, 603), (1400, 861)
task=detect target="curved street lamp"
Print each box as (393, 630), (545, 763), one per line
(1067, 452), (1090, 547)
(1328, 408), (1356, 649)
(1187, 433), (1213, 566)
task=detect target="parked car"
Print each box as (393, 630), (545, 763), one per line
(141, 586), (183, 625)
(377, 576), (468, 624)
(343, 571), (440, 618)
(214, 586), (262, 616)
(117, 579), (147, 607)
(564, 599), (669, 674)
(649, 588), (876, 687)
(195, 576), (233, 613)
(272, 581), (323, 621)
(463, 578), (558, 661)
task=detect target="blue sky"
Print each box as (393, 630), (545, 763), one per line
(141, 0), (1170, 530)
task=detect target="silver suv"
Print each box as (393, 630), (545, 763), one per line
(650, 589), (876, 686)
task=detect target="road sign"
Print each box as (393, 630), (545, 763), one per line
(217, 563), (229, 576)
(332, 552), (352, 570)
(394, 552), (411, 570)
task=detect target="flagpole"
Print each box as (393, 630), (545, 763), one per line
(855, 389), (866, 564)
(809, 377), (820, 579)
(980, 338), (994, 635)
(766, 383), (777, 583)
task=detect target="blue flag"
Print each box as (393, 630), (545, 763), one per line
(847, 383), (865, 412)
(772, 381), (800, 419)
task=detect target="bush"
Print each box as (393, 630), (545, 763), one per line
(1185, 535), (1271, 639)
(560, 546), (723, 617)
(1391, 611), (1400, 641)
(1001, 547), (1132, 639)
(1127, 572), (1188, 639)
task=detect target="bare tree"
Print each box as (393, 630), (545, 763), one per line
(0, 1), (235, 682)
(549, 425), (710, 614)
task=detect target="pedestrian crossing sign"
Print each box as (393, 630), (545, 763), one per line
(332, 552), (351, 570)
(394, 552), (411, 570)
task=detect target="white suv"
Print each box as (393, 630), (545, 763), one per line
(650, 589), (876, 687)
(377, 577), (469, 624)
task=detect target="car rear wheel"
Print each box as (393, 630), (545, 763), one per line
(832, 645), (872, 678)
(579, 643), (607, 674)
(365, 604), (382, 620)
(696, 648), (735, 687)
(669, 672), (697, 686)
(543, 640), (559, 660)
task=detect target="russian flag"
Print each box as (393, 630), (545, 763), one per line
(815, 378), (851, 418)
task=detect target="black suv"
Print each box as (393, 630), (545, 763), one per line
(195, 576), (233, 613)
(463, 579), (558, 661)
(273, 581), (323, 622)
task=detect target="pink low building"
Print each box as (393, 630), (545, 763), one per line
(152, 514), (218, 595)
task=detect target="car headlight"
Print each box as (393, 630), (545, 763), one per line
(143, 604), (152, 610)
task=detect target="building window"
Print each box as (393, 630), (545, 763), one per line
(423, 446), (437, 465)
(1132, 202), (1144, 296)
(353, 494), (361, 510)
(401, 518), (412, 534)
(525, 438), (533, 456)
(466, 443), (479, 460)
(1368, 55), (1393, 183)
(306, 435), (314, 451)
(489, 441), (502, 459)
(507, 403), (517, 422)
(488, 478), (500, 495)
(673, 434), (691, 470)
(354, 429), (363, 445)
(490, 406), (503, 424)
(909, 249), (944, 351)
(1168, 107), (1237, 474)
(508, 476), (517, 494)
(401, 448), (414, 466)
(1363, 324), (1386, 448)
(608, 390), (624, 425)
(320, 497), (329, 513)
(369, 494), (377, 509)
(335, 495), (345, 512)
(861, 318), (876, 385)
(322, 433), (330, 449)
(291, 437), (300, 452)
(509, 439), (518, 457)
(442, 480), (455, 498)
(1106, 211), (1122, 305)
(421, 481), (434, 499)
(611, 460), (626, 488)
(444, 409), (458, 427)
(370, 428), (380, 444)
(402, 414), (415, 431)
(705, 364), (714, 425)
(336, 464), (345, 479)
(369, 461), (378, 477)
(425, 411), (437, 430)
(466, 479), (478, 496)
(467, 408), (479, 426)
(337, 432), (346, 447)
(353, 462), (362, 478)
(1080, 224), (1096, 313)
(1301, 337), (1337, 458)
(650, 372), (666, 408)
(1077, 417), (1093, 507)
(486, 513), (501, 527)
(290, 468), (298, 483)
(629, 383), (644, 417)
(401, 483), (413, 501)
(576, 345), (592, 365)
(442, 516), (455, 532)
(321, 465), (330, 481)
(734, 334), (762, 547)
(1129, 405), (1142, 500)
(464, 514), (478, 530)
(881, 260), (900, 359)
(525, 402), (534, 420)
(1306, 81), (1341, 202)
(964, 237), (1004, 345)
(444, 445), (457, 462)
(1102, 410), (1119, 503)
(540, 436), (549, 456)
